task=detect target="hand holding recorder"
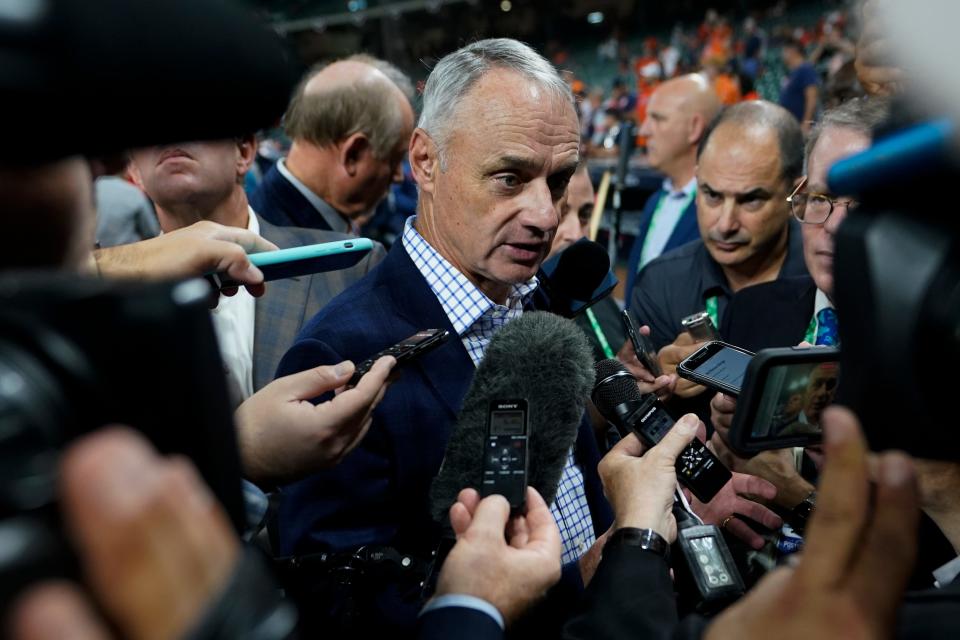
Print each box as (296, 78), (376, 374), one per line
(236, 356), (396, 486)
(598, 417), (703, 541)
(435, 487), (563, 627)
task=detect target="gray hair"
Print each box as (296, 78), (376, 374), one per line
(283, 61), (406, 160)
(805, 96), (891, 167)
(418, 38), (574, 166)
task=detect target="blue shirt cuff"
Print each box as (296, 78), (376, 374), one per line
(420, 594), (505, 630)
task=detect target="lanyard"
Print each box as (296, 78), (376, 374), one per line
(637, 187), (697, 272)
(705, 295), (719, 329)
(585, 307), (616, 358)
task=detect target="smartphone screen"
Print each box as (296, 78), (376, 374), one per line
(687, 345), (753, 394)
(698, 348), (752, 388)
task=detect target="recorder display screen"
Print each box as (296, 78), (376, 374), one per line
(490, 410), (525, 435)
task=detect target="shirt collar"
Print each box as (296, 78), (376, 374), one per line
(662, 176), (697, 198)
(246, 206), (260, 235)
(813, 288), (833, 317)
(401, 216), (538, 337)
(276, 159), (351, 234)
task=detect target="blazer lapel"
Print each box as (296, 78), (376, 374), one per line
(381, 243), (475, 419)
(256, 164), (333, 231)
(252, 221), (314, 390)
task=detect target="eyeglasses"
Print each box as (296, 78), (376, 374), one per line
(786, 177), (859, 224)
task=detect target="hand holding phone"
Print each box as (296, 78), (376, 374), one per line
(348, 329), (450, 387)
(210, 239), (374, 290)
(620, 310), (663, 377)
(678, 341), (755, 397)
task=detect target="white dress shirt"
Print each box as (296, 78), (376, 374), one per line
(210, 207), (259, 408)
(638, 176), (697, 269)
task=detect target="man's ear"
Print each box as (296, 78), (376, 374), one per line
(236, 135), (257, 177)
(687, 113), (706, 146)
(127, 158), (145, 190)
(408, 128), (439, 195)
(339, 132), (372, 177)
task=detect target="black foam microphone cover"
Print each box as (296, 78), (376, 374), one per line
(549, 239), (611, 301)
(429, 311), (595, 523)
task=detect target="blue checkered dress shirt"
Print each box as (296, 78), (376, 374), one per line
(403, 216), (595, 564)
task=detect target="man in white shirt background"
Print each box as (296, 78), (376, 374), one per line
(129, 136), (385, 404)
(625, 74), (721, 303)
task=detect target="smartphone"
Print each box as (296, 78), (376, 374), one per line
(677, 341), (755, 396)
(481, 399), (529, 512)
(620, 309), (663, 377)
(681, 311), (720, 342)
(728, 346), (840, 455)
(211, 238), (374, 289)
(348, 329), (450, 387)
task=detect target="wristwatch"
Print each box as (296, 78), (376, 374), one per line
(608, 527), (670, 560)
(788, 490), (817, 535)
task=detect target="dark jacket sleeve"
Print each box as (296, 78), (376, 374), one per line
(417, 606), (503, 640)
(562, 543), (679, 640)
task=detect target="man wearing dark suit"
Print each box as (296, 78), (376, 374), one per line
(129, 136), (385, 404)
(624, 74), (721, 304)
(714, 98), (960, 599)
(250, 57), (414, 234)
(628, 101), (809, 427)
(275, 38), (614, 635)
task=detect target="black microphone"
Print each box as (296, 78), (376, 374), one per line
(537, 239), (616, 318)
(429, 311), (595, 523)
(591, 359), (731, 502)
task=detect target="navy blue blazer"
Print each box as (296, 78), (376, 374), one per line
(274, 239), (613, 629)
(250, 163), (333, 231)
(624, 189), (700, 305)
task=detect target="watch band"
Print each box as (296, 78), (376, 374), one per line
(608, 527), (670, 559)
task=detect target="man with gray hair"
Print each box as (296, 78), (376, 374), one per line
(251, 56), (414, 233)
(275, 38), (613, 636)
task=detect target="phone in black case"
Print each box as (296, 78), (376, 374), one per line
(620, 309), (663, 377)
(677, 341), (755, 396)
(348, 329), (450, 387)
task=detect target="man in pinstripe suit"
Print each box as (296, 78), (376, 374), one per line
(129, 136), (385, 405)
